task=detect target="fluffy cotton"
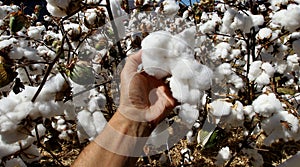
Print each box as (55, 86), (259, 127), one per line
(262, 111), (300, 145)
(215, 146), (232, 166)
(272, 4), (300, 32)
(161, 0), (180, 18)
(142, 27), (212, 105)
(76, 109), (107, 141)
(0, 75), (72, 143)
(252, 93), (283, 117)
(178, 104), (199, 126)
(27, 25), (46, 40)
(208, 99), (232, 124)
(248, 61), (274, 85)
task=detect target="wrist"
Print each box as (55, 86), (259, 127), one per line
(110, 108), (154, 137)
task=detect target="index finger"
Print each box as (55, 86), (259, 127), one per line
(121, 50), (142, 78)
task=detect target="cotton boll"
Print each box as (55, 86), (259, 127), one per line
(27, 25), (46, 40)
(250, 14), (264, 27)
(0, 136), (21, 159)
(77, 110), (97, 139)
(228, 74), (244, 89)
(215, 63), (232, 80)
(252, 93), (283, 117)
(71, 81), (89, 106)
(223, 101), (244, 128)
(272, 4), (300, 32)
(169, 77), (190, 103)
(243, 105), (255, 119)
(8, 46), (38, 60)
(257, 27), (272, 40)
(174, 26), (196, 51)
(189, 63), (213, 90)
(0, 38), (17, 50)
(47, 0), (71, 9)
(186, 130), (194, 144)
(248, 61), (262, 81)
(287, 54), (299, 71)
(162, 0), (180, 18)
(92, 111), (107, 134)
(141, 31), (173, 53)
(262, 111), (299, 145)
(178, 103), (199, 126)
(215, 146), (231, 167)
(46, 3), (67, 17)
(261, 62), (275, 77)
(5, 157), (26, 167)
(207, 99), (232, 125)
(171, 58), (194, 80)
(255, 72), (271, 85)
(186, 89), (202, 105)
(214, 42), (232, 60)
(142, 50), (171, 79)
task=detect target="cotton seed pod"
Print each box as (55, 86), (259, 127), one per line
(67, 26), (82, 41)
(69, 61), (95, 85)
(84, 8), (106, 29)
(0, 56), (17, 88)
(9, 10), (28, 34)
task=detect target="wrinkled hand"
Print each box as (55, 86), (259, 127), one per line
(119, 50), (176, 126)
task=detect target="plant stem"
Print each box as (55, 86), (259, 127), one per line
(105, 0), (125, 61)
(31, 36), (66, 102)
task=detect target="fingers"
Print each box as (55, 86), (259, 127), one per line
(121, 50), (142, 79)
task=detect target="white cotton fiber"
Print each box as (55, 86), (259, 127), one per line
(92, 111), (107, 133)
(142, 27), (212, 106)
(215, 146), (231, 167)
(252, 93), (283, 117)
(77, 110), (97, 139)
(178, 104), (199, 126)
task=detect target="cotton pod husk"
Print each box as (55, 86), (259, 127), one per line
(0, 56), (17, 88)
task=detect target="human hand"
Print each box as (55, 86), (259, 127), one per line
(118, 50), (176, 128)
